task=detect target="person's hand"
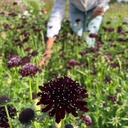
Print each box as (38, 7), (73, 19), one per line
(38, 49), (52, 68)
(38, 37), (55, 68)
(93, 7), (104, 17)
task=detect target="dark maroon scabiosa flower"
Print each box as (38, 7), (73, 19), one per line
(20, 56), (31, 66)
(107, 28), (114, 32)
(102, 26), (107, 31)
(0, 96), (17, 128)
(68, 59), (79, 67)
(7, 57), (20, 68)
(80, 115), (92, 126)
(8, 12), (17, 17)
(37, 76), (88, 123)
(22, 19), (27, 24)
(22, 37), (29, 43)
(25, 47), (32, 52)
(60, 53), (66, 59)
(0, 95), (10, 104)
(117, 101), (123, 105)
(19, 63), (40, 77)
(103, 75), (112, 83)
(16, 25), (24, 29)
(116, 88), (122, 93)
(79, 50), (86, 56)
(31, 50), (38, 57)
(19, 108), (35, 124)
(3, 24), (10, 30)
(12, 38), (21, 43)
(89, 33), (99, 39)
(107, 94), (116, 103)
(4, 51), (18, 60)
(65, 124), (74, 128)
(110, 62), (120, 68)
(117, 26), (122, 33)
(76, 18), (82, 23)
(33, 28), (42, 32)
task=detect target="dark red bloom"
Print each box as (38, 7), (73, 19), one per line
(31, 50), (38, 57)
(107, 28), (114, 32)
(108, 94), (116, 103)
(89, 33), (99, 39)
(37, 76), (88, 123)
(0, 96), (17, 128)
(65, 124), (74, 128)
(3, 24), (10, 30)
(20, 56), (31, 66)
(68, 59), (79, 67)
(76, 18), (82, 23)
(7, 57), (20, 68)
(19, 108), (34, 124)
(19, 63), (40, 77)
(4, 51), (18, 60)
(80, 115), (92, 126)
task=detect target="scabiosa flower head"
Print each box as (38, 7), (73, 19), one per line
(68, 59), (79, 67)
(76, 18), (82, 23)
(19, 108), (35, 124)
(65, 124), (74, 128)
(8, 57), (20, 68)
(37, 76), (88, 123)
(4, 51), (18, 60)
(89, 33), (99, 39)
(108, 94), (116, 103)
(0, 100), (17, 128)
(0, 95), (10, 104)
(80, 115), (92, 126)
(107, 27), (114, 32)
(19, 63), (40, 77)
(31, 50), (38, 57)
(20, 56), (31, 66)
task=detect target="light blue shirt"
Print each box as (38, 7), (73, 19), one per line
(47, 0), (110, 37)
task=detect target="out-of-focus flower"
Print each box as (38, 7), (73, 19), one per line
(31, 50), (38, 57)
(37, 76), (88, 123)
(65, 124), (74, 128)
(7, 57), (20, 68)
(0, 31), (6, 39)
(0, 95), (17, 128)
(80, 115), (92, 126)
(68, 59), (79, 67)
(89, 33), (99, 39)
(19, 63), (40, 77)
(107, 94), (116, 103)
(19, 108), (35, 124)
(124, 17), (128, 23)
(4, 51), (18, 60)
(19, 56), (31, 66)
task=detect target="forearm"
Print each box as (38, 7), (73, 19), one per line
(45, 37), (55, 51)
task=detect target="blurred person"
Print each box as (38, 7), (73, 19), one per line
(39, 0), (110, 67)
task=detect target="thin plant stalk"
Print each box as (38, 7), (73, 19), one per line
(5, 105), (12, 128)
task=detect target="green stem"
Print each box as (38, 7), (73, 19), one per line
(5, 105), (12, 128)
(61, 119), (64, 128)
(45, 116), (49, 128)
(29, 78), (32, 101)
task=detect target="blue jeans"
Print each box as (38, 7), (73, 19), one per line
(69, 3), (103, 47)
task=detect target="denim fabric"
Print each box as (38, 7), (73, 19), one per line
(69, 2), (103, 47)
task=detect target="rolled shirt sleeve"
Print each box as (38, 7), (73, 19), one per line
(46, 0), (66, 37)
(98, 0), (110, 12)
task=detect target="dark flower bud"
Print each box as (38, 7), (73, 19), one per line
(19, 108), (35, 124)
(65, 124), (74, 128)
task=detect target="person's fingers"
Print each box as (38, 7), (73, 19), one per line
(38, 54), (51, 67)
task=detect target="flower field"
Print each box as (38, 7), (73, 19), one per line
(0, 0), (128, 128)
